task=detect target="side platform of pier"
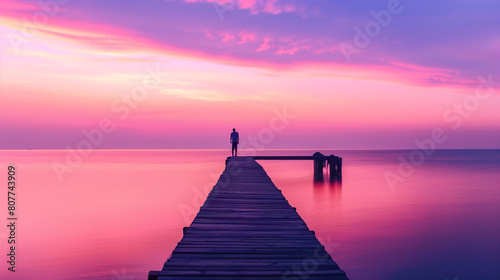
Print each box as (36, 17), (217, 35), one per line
(149, 157), (348, 280)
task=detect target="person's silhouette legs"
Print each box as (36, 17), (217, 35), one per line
(232, 142), (238, 157)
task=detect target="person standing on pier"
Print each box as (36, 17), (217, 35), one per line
(230, 128), (239, 157)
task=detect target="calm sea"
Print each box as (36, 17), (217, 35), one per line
(0, 149), (498, 280)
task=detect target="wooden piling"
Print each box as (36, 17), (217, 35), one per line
(313, 152), (325, 181)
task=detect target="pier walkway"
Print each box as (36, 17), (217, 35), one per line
(149, 157), (348, 280)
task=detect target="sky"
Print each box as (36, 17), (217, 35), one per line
(0, 0), (499, 149)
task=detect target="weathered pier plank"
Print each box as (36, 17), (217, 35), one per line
(149, 157), (348, 280)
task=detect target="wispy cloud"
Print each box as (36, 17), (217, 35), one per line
(183, 0), (306, 16)
(2, 0), (498, 88)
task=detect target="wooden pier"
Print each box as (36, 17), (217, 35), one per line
(251, 153), (342, 182)
(149, 156), (348, 280)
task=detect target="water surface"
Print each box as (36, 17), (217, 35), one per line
(0, 149), (498, 280)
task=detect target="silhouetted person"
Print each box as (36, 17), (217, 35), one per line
(230, 128), (239, 157)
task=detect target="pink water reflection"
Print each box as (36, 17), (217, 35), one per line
(1, 150), (226, 280)
(0, 149), (498, 280)
(260, 149), (500, 280)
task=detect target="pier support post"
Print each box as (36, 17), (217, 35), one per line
(329, 155), (336, 182)
(338, 157), (342, 176)
(313, 152), (325, 181)
(328, 155), (342, 182)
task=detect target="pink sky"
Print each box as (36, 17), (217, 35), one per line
(0, 0), (499, 149)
